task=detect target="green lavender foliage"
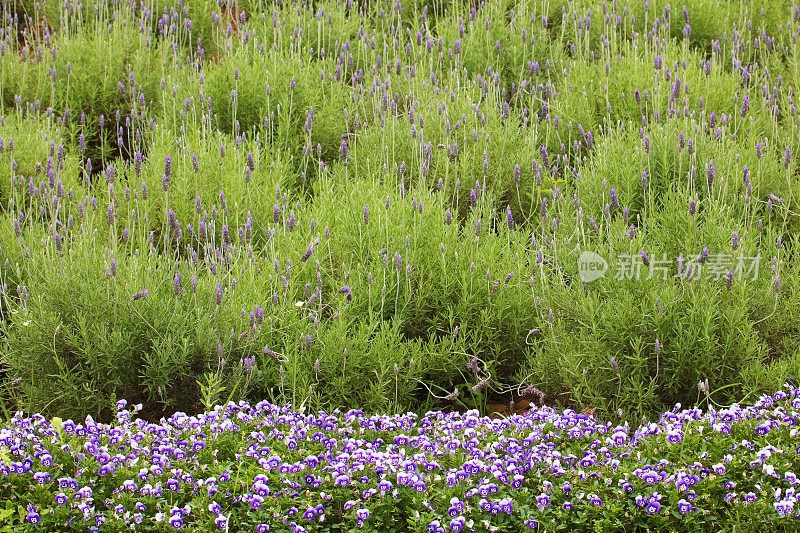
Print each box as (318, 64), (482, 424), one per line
(0, 0), (799, 422)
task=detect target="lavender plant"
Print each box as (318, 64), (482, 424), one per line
(0, 0), (799, 430)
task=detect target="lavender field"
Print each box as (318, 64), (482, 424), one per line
(1, 0), (800, 529)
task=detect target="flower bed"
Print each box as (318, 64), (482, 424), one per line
(0, 389), (799, 531)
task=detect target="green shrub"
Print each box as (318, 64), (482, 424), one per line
(2, 0), (800, 425)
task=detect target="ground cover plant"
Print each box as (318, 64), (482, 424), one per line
(0, 387), (798, 530)
(1, 0), (800, 470)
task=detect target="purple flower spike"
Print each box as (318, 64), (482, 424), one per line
(340, 285), (352, 301)
(505, 206), (514, 229)
(172, 272), (182, 296)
